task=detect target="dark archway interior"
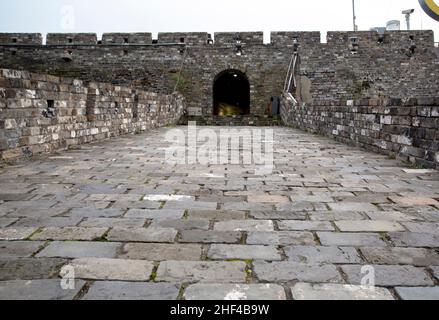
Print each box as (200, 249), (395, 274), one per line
(213, 70), (250, 116)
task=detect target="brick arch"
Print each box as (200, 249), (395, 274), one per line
(213, 69), (250, 116)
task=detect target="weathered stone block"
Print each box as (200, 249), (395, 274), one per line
(67, 258), (154, 281)
(207, 244), (282, 261)
(31, 227), (108, 241)
(179, 230), (242, 244)
(214, 220), (274, 232)
(317, 232), (386, 247)
(83, 282), (179, 300)
(246, 231), (315, 246)
(185, 284), (286, 300)
(360, 247), (439, 266)
(292, 283), (394, 300)
(118, 243), (202, 261)
(342, 265), (434, 286)
(107, 227), (177, 243)
(0, 280), (85, 300)
(285, 246), (362, 264)
(36, 241), (121, 259)
(254, 261), (342, 283)
(156, 261), (247, 283)
(395, 287), (439, 300)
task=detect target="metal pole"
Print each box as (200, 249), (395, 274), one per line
(405, 14), (411, 30)
(352, 0), (357, 31)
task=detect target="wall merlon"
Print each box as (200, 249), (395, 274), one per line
(158, 32), (210, 45)
(0, 33), (43, 45)
(270, 31), (321, 47)
(46, 33), (98, 45)
(214, 32), (264, 45)
(102, 33), (153, 44)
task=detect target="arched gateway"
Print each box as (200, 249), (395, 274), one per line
(213, 69), (250, 116)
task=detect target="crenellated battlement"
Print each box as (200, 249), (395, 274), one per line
(0, 30), (435, 48)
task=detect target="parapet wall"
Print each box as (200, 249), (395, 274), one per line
(281, 96), (439, 169)
(0, 68), (185, 162)
(0, 31), (435, 46)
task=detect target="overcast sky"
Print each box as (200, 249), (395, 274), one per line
(0, 0), (438, 42)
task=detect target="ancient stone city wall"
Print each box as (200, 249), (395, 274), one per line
(0, 31), (437, 119)
(0, 68), (185, 162)
(281, 95), (439, 169)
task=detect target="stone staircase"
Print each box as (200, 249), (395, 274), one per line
(179, 115), (283, 126)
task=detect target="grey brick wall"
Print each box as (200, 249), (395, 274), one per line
(0, 69), (185, 162)
(281, 96), (439, 169)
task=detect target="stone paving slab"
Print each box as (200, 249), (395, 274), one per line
(188, 210), (246, 221)
(67, 258), (154, 281)
(246, 231), (315, 246)
(31, 227), (108, 241)
(125, 209), (184, 220)
(309, 211), (367, 221)
(292, 283), (394, 300)
(12, 217), (83, 228)
(150, 219), (210, 231)
(360, 247), (439, 266)
(341, 265), (434, 287)
(156, 261), (247, 283)
(278, 221), (334, 231)
(402, 222), (439, 234)
(107, 227), (177, 243)
(0, 258), (68, 280)
(118, 243), (202, 261)
(285, 246), (362, 264)
(249, 211), (307, 220)
(36, 241), (121, 259)
(207, 244), (282, 261)
(388, 232), (439, 247)
(83, 282), (180, 300)
(79, 218), (146, 228)
(214, 220), (274, 232)
(0, 280), (85, 300)
(317, 232), (387, 247)
(254, 262), (343, 283)
(68, 208), (124, 218)
(335, 221), (405, 232)
(0, 241), (45, 258)
(0, 228), (38, 240)
(365, 211), (423, 222)
(185, 284), (286, 300)
(395, 287), (439, 300)
(179, 230), (242, 244)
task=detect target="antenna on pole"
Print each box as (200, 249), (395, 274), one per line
(352, 0), (358, 31)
